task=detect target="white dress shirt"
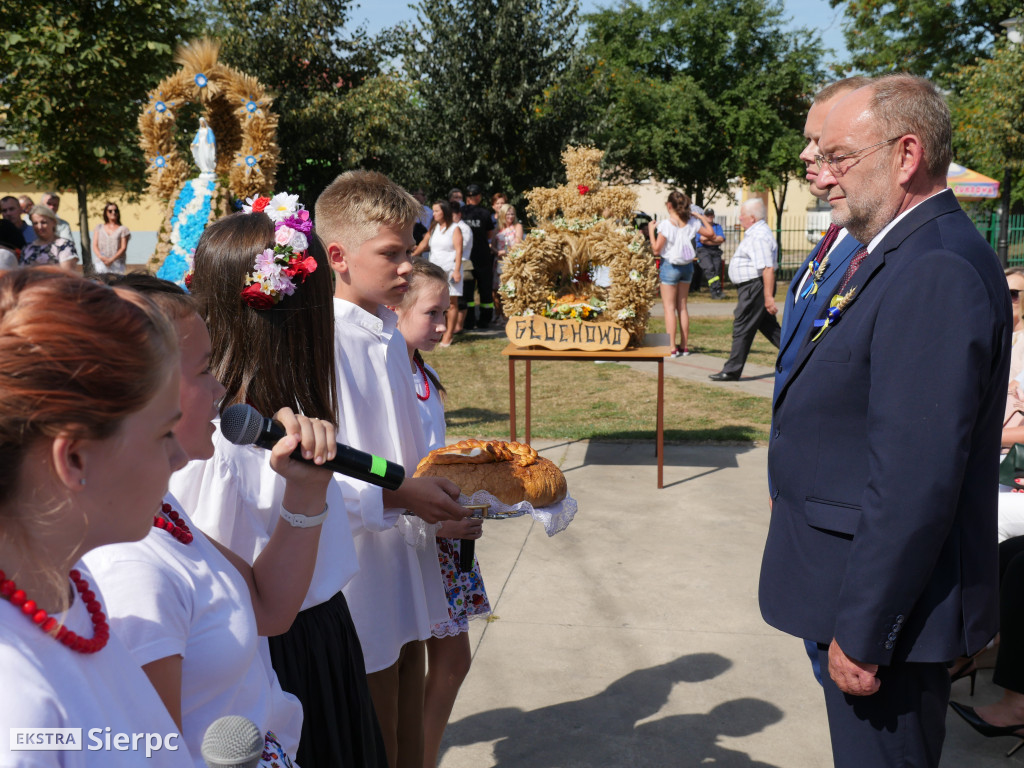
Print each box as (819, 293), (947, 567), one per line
(333, 298), (449, 672)
(727, 219), (778, 284)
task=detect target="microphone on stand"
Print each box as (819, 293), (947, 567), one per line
(201, 716), (264, 768)
(221, 403), (405, 491)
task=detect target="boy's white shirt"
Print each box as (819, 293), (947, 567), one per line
(332, 298), (449, 672)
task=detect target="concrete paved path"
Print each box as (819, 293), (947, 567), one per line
(437, 440), (1014, 767)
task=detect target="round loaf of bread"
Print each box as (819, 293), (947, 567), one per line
(414, 439), (567, 507)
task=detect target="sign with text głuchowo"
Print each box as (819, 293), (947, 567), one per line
(506, 315), (630, 351)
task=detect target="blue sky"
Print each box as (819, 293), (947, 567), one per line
(352, 0), (850, 66)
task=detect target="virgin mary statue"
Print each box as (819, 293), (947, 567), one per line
(190, 118), (216, 178)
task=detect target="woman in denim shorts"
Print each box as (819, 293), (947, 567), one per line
(649, 191), (717, 357)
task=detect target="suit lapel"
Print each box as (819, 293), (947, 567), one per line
(779, 234), (859, 360)
(775, 247), (887, 409)
(775, 190), (963, 411)
(780, 238), (827, 349)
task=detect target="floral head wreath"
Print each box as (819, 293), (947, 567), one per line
(238, 192), (317, 309)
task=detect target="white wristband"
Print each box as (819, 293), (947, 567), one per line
(279, 504), (328, 528)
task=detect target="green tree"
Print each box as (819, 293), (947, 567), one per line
(210, 0), (384, 202)
(0, 0), (195, 272)
(337, 73), (429, 191)
(830, 0), (1020, 84)
(581, 0), (822, 208)
(950, 40), (1024, 210)
(400, 0), (582, 201)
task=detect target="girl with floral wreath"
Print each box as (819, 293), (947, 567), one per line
(170, 194), (388, 768)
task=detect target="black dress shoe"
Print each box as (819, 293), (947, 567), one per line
(949, 701), (1024, 737)
(708, 371), (740, 382)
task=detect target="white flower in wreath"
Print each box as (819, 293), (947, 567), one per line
(617, 307), (636, 320)
(523, 307), (535, 316)
(265, 192), (301, 223)
(629, 269), (641, 282)
(628, 240), (642, 253)
(501, 280), (516, 297)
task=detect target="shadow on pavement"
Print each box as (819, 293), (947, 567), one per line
(441, 653), (784, 767)
(572, 441), (759, 469)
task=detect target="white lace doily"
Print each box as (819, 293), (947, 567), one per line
(459, 490), (578, 536)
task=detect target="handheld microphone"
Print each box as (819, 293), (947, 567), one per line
(459, 539), (475, 573)
(201, 715), (264, 768)
(220, 403), (405, 491)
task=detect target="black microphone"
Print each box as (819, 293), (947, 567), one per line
(459, 539), (475, 573)
(201, 715), (264, 768)
(220, 403), (405, 491)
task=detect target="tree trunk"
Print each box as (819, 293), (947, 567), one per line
(771, 180), (788, 256)
(76, 183), (93, 276)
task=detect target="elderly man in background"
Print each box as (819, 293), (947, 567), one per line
(41, 192), (72, 242)
(760, 74), (1009, 768)
(708, 197), (781, 381)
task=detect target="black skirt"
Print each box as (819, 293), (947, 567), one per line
(268, 591), (388, 768)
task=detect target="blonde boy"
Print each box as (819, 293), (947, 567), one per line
(316, 170), (469, 768)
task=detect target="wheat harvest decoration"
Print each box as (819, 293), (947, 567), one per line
(500, 146), (657, 349)
(138, 39), (280, 281)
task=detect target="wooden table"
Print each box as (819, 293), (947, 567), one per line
(500, 333), (673, 488)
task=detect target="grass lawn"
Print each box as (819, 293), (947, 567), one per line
(426, 323), (773, 445)
(646, 315), (780, 369)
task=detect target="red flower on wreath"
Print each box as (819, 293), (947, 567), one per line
(284, 254), (318, 281)
(250, 196), (271, 213)
(577, 185), (590, 195)
(241, 283), (275, 310)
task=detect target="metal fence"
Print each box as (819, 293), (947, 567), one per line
(710, 212), (1024, 281)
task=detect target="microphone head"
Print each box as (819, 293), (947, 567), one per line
(200, 715), (264, 768)
(220, 403), (264, 447)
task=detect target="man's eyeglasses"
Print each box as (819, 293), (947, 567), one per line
(814, 136), (902, 176)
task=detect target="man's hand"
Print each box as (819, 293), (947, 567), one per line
(828, 638), (880, 696)
(764, 296), (778, 315)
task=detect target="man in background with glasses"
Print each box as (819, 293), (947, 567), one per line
(771, 76), (871, 690)
(760, 74), (1010, 768)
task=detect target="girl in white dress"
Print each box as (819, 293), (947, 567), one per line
(396, 260), (490, 768)
(86, 275), (337, 767)
(0, 269), (192, 767)
(411, 201), (462, 347)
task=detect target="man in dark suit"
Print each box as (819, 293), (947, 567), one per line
(760, 74), (1011, 767)
(772, 75), (871, 686)
(773, 76), (870, 404)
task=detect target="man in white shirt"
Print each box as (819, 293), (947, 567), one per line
(709, 198), (781, 381)
(41, 192), (72, 241)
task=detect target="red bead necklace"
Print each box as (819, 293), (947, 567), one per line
(0, 568), (109, 653)
(414, 357), (431, 402)
(153, 502), (193, 544)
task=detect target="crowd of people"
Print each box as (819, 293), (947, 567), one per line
(409, 185), (521, 340)
(0, 173), (494, 768)
(2, 68), (1023, 768)
(0, 193), (131, 274)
